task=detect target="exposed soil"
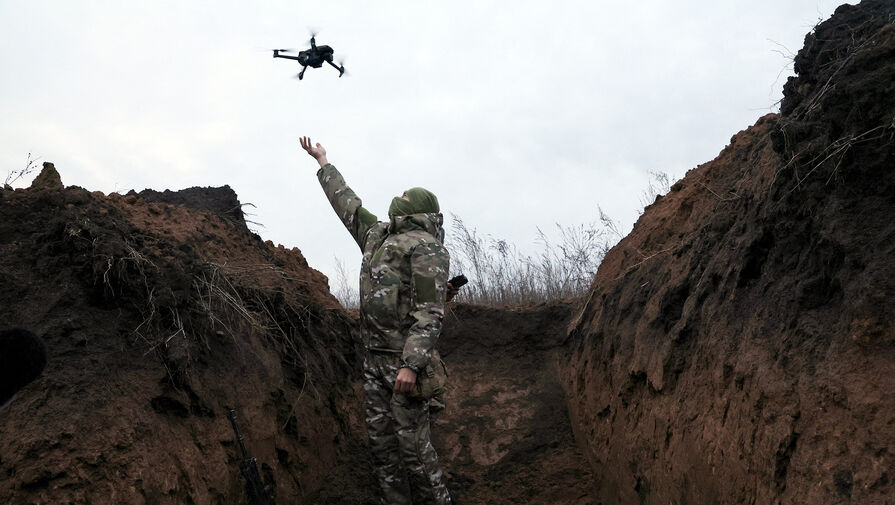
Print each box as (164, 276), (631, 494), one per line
(564, 2), (895, 504)
(0, 170), (365, 504)
(312, 302), (599, 505)
(434, 302), (597, 505)
(1, 2), (893, 504)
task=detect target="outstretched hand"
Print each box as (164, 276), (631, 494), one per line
(300, 136), (329, 167)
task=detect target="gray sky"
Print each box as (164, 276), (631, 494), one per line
(0, 1), (844, 287)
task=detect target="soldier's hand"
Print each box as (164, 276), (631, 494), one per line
(394, 367), (417, 393)
(299, 136), (329, 167)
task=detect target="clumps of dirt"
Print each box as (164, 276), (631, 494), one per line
(0, 166), (367, 504)
(28, 162), (63, 191)
(774, 0), (895, 200)
(127, 185), (249, 230)
(565, 2), (895, 504)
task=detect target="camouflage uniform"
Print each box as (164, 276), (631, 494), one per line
(318, 164), (452, 505)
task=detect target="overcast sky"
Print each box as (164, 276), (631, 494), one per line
(0, 1), (845, 287)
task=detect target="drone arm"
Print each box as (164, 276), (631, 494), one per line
(273, 53), (301, 61)
(326, 60), (345, 77)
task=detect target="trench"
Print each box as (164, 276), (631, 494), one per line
(317, 301), (599, 505)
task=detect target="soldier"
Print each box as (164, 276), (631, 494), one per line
(300, 137), (453, 505)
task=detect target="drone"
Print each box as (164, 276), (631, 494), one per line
(273, 36), (345, 80)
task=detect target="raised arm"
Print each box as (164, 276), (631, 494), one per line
(300, 137), (379, 249)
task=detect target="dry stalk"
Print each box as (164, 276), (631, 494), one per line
(697, 181), (741, 202)
(281, 371), (311, 432)
(193, 262), (327, 396)
(132, 287), (158, 347)
(611, 244), (678, 281)
(4, 153), (39, 187)
(140, 306), (186, 357)
(785, 123), (891, 195)
(205, 261), (312, 285)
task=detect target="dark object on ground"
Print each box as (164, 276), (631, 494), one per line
(0, 328), (47, 406)
(273, 36), (345, 80)
(227, 407), (277, 505)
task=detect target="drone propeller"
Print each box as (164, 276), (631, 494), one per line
(307, 28), (320, 45)
(337, 58), (350, 77)
(272, 48), (295, 52)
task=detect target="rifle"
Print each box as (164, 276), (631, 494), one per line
(226, 407), (277, 505)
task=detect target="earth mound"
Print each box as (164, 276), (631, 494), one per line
(0, 169), (365, 504)
(565, 2), (895, 504)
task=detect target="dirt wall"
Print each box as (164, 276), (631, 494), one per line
(564, 2), (895, 504)
(0, 172), (366, 505)
(435, 302), (597, 505)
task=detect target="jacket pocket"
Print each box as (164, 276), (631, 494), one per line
(409, 352), (448, 400)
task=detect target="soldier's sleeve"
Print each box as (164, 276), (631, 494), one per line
(316, 164), (380, 250)
(401, 241), (450, 373)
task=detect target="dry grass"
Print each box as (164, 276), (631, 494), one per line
(446, 212), (620, 306)
(4, 153), (39, 187)
(191, 261), (344, 397)
(331, 256), (359, 310)
(446, 170), (672, 306)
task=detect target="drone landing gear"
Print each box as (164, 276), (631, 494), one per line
(325, 60), (345, 77)
(294, 61), (343, 80)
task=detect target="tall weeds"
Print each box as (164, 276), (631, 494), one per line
(332, 256), (359, 310)
(446, 212), (619, 306)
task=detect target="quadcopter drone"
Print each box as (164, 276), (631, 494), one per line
(273, 36), (345, 80)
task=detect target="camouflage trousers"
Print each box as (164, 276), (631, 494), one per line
(364, 352), (452, 505)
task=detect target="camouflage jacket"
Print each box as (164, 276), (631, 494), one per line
(317, 164), (449, 372)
